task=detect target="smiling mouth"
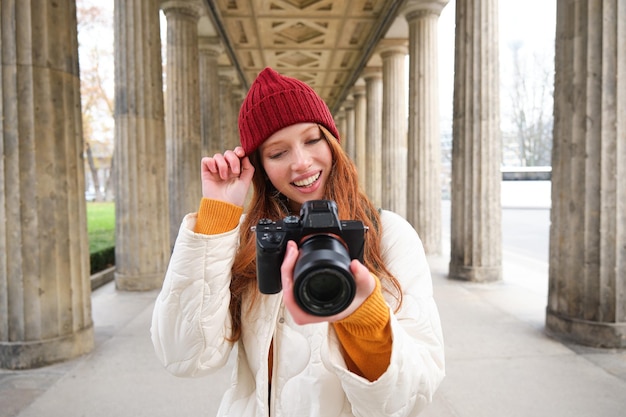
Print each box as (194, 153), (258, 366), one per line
(293, 172), (321, 188)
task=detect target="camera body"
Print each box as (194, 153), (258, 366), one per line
(253, 200), (366, 316)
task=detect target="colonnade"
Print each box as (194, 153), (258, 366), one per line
(1, 0), (624, 370)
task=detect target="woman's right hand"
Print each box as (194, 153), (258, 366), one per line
(201, 146), (255, 207)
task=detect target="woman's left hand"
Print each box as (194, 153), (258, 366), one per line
(280, 240), (377, 325)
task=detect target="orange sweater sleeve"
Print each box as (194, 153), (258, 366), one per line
(332, 277), (392, 381)
(193, 198), (243, 235)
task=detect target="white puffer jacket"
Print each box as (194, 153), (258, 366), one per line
(151, 209), (445, 417)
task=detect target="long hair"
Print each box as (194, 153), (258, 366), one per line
(228, 125), (402, 341)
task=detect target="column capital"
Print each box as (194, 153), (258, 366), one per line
(231, 86), (245, 100)
(377, 39), (409, 58)
(219, 67), (236, 83)
(402, 0), (450, 20)
(361, 66), (383, 81)
(160, 0), (203, 18)
(198, 36), (223, 56)
(351, 85), (366, 97)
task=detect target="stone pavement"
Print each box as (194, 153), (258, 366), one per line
(1, 207), (625, 417)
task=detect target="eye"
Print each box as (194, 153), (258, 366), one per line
(306, 137), (322, 145)
(267, 150), (285, 160)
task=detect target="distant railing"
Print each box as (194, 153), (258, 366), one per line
(502, 166), (552, 181)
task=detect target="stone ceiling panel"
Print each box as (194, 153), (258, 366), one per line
(207, 0), (406, 110)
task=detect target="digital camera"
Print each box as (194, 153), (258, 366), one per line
(253, 200), (367, 316)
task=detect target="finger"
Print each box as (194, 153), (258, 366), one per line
(201, 156), (218, 174)
(201, 156), (211, 174)
(240, 155), (255, 183)
(280, 241), (299, 293)
(211, 153), (231, 180)
(349, 260), (376, 297)
(223, 150), (241, 175)
(233, 146), (246, 158)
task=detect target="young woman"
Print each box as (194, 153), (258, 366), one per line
(151, 67), (445, 417)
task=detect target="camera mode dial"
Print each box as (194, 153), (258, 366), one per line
(258, 231), (285, 246)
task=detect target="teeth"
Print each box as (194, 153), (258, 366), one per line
(293, 172), (320, 187)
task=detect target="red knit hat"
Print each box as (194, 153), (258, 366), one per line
(238, 67), (340, 155)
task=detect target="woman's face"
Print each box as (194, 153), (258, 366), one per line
(259, 123), (333, 212)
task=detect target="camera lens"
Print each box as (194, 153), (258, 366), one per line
(306, 270), (343, 302)
(293, 235), (356, 316)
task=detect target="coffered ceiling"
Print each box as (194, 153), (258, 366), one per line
(201, 0), (408, 112)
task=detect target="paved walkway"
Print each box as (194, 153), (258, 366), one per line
(2, 206), (625, 417)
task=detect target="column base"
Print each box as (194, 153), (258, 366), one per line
(546, 308), (626, 349)
(115, 270), (164, 291)
(448, 262), (501, 282)
(0, 325), (94, 370)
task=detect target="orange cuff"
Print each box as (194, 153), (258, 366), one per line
(335, 277), (390, 335)
(193, 198), (243, 235)
(332, 277), (392, 381)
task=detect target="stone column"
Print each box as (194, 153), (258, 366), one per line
(161, 1), (202, 247)
(219, 72), (235, 150)
(0, 0), (93, 369)
(114, 0), (171, 291)
(352, 86), (367, 191)
(335, 108), (347, 143)
(344, 98), (356, 161)
(363, 67), (383, 209)
(449, 0), (501, 282)
(546, 0), (626, 348)
(379, 40), (409, 218)
(404, 0), (449, 255)
(230, 87), (245, 149)
(198, 37), (223, 156)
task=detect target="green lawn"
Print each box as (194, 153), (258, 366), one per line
(87, 202), (115, 254)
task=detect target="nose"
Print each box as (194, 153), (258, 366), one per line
(291, 145), (312, 171)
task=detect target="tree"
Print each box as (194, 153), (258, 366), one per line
(502, 41), (553, 167)
(77, 0), (115, 201)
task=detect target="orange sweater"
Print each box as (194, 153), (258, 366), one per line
(194, 198), (392, 381)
